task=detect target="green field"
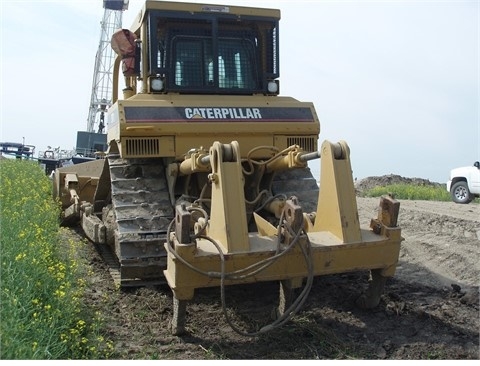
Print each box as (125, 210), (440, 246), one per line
(0, 159), (113, 359)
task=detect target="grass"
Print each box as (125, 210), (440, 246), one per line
(362, 183), (452, 201)
(0, 159), (113, 359)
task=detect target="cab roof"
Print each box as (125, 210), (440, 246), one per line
(130, 0), (281, 31)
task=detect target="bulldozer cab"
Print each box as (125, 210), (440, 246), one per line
(113, 1), (280, 98)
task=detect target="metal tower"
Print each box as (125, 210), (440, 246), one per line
(87, 0), (129, 134)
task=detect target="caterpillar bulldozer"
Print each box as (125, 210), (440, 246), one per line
(53, 0), (402, 335)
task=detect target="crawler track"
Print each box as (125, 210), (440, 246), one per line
(271, 167), (319, 213)
(103, 157), (174, 286)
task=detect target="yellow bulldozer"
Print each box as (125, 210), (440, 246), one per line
(53, 0), (402, 335)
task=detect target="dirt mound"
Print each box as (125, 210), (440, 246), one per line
(355, 174), (444, 196)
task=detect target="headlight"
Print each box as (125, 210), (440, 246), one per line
(150, 77), (164, 92)
(267, 80), (279, 94)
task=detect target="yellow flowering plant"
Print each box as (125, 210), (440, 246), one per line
(1, 159), (113, 359)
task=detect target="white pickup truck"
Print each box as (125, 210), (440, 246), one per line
(446, 161), (480, 204)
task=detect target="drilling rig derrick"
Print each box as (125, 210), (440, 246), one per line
(76, 0), (129, 160)
(87, 0), (129, 135)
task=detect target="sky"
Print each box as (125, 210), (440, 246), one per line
(1, 0), (478, 183)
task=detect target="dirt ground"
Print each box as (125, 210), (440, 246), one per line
(71, 178), (480, 360)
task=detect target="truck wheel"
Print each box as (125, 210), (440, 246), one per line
(451, 181), (472, 204)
